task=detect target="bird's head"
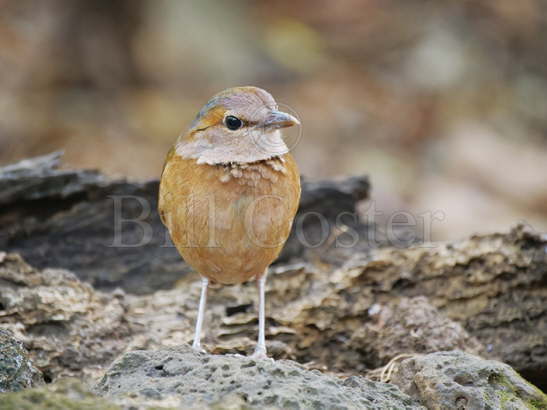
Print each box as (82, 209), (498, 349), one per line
(175, 86), (300, 165)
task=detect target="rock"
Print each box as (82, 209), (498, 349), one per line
(1, 154), (545, 406)
(0, 252), (132, 381)
(1, 151), (546, 390)
(95, 345), (425, 409)
(356, 223), (547, 390)
(1, 223), (546, 392)
(389, 351), (547, 410)
(0, 152), (371, 294)
(125, 282), (485, 371)
(353, 296), (485, 369)
(0, 329), (43, 392)
(126, 224), (547, 390)
(0, 378), (120, 410)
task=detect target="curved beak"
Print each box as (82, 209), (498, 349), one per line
(263, 110), (300, 130)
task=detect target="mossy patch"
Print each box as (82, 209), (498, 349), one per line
(484, 369), (547, 410)
(0, 379), (120, 410)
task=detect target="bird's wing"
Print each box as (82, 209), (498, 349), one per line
(158, 146), (177, 226)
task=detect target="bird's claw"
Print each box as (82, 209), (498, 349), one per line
(250, 347), (272, 361)
(192, 343), (207, 354)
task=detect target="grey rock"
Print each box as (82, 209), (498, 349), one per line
(0, 329), (43, 392)
(95, 346), (425, 409)
(390, 350), (547, 410)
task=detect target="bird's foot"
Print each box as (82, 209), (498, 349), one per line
(191, 342), (207, 354)
(250, 346), (273, 361)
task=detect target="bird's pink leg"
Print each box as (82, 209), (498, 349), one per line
(252, 272), (268, 359)
(192, 277), (209, 352)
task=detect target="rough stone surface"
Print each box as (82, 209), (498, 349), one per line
(390, 351), (547, 410)
(125, 279), (486, 371)
(0, 329), (43, 392)
(1, 225), (546, 393)
(0, 152), (371, 294)
(95, 346), (425, 410)
(353, 296), (485, 369)
(125, 224), (547, 390)
(358, 224), (547, 389)
(0, 252), (131, 381)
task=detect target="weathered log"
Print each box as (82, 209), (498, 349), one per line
(0, 153), (370, 294)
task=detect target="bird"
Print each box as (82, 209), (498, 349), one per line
(158, 86), (301, 358)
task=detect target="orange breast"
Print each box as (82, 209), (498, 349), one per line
(158, 152), (300, 284)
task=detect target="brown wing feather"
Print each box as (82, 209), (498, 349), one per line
(158, 146), (177, 226)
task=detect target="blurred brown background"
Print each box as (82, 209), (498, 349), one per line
(1, 0), (546, 240)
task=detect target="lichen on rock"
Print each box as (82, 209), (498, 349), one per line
(0, 378), (121, 410)
(389, 350), (547, 410)
(0, 328), (43, 392)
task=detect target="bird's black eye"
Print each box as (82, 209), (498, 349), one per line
(225, 115), (243, 130)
